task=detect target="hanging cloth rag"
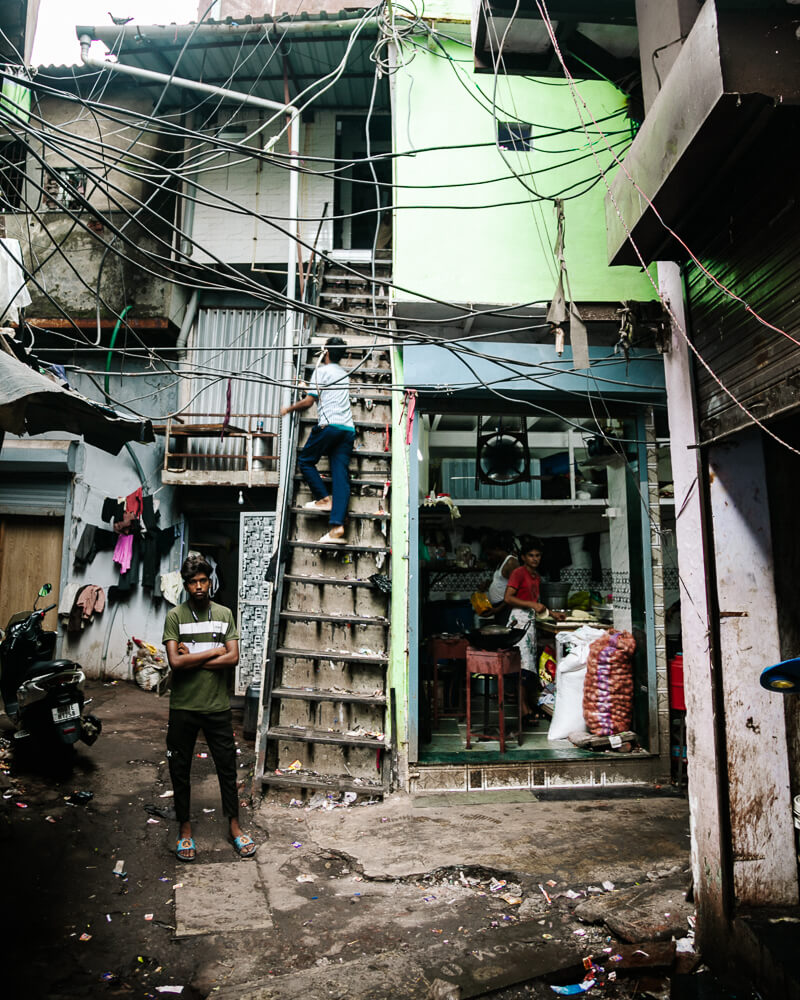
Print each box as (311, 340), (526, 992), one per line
(125, 487), (143, 519)
(113, 533), (134, 574)
(74, 524), (116, 569)
(102, 497), (124, 524)
(402, 389), (417, 447)
(160, 570), (184, 606)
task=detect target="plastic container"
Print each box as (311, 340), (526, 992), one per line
(243, 680), (261, 740)
(253, 420), (269, 468)
(668, 653), (686, 711)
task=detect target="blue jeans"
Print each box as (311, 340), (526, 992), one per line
(298, 424), (355, 527)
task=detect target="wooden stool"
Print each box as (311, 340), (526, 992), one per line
(465, 645), (522, 753)
(429, 636), (468, 725)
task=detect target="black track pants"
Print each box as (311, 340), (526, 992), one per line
(166, 708), (239, 823)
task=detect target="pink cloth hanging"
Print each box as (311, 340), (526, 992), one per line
(113, 533), (134, 574)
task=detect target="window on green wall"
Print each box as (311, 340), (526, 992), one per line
(497, 122), (534, 152)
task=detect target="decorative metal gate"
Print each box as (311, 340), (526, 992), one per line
(236, 511), (276, 694)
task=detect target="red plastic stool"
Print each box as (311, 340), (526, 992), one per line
(465, 645), (522, 753)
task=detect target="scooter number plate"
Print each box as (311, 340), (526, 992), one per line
(52, 703), (80, 723)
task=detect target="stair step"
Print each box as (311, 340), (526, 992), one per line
(319, 289), (390, 308)
(268, 725), (389, 750)
(290, 508), (389, 520)
(261, 770), (384, 796)
(272, 686), (386, 706)
(280, 610), (389, 626)
(293, 474), (390, 488)
(276, 645), (388, 664)
(299, 417), (391, 428)
(309, 333), (393, 346)
(288, 539), (390, 554)
(302, 364), (391, 377)
(293, 449), (391, 461)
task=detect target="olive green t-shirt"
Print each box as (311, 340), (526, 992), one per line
(162, 600), (239, 713)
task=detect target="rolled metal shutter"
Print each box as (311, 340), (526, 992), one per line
(0, 474), (70, 515)
(687, 124), (800, 444)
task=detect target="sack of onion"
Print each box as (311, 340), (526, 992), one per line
(583, 630), (636, 736)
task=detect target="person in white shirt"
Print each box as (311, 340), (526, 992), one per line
(280, 337), (355, 544)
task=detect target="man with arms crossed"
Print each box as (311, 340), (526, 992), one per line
(163, 554), (256, 861)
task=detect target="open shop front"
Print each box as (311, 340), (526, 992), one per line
(404, 344), (679, 790)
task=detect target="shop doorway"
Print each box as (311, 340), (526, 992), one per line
(412, 409), (670, 765)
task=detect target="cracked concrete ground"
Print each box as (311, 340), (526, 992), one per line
(200, 794), (690, 998)
(1, 680), (693, 999)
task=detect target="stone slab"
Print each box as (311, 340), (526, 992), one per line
(421, 930), (583, 998)
(214, 929), (583, 1000)
(573, 875), (693, 942)
(175, 862), (272, 937)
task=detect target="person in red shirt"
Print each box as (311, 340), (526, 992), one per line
(504, 537), (549, 720)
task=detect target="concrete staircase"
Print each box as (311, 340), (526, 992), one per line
(260, 256), (394, 800)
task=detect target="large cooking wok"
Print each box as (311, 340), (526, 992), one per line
(466, 619), (532, 651)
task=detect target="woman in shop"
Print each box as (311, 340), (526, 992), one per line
(503, 536), (550, 721)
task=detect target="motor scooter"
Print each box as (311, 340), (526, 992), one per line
(0, 584), (101, 752)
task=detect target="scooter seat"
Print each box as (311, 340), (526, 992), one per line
(25, 659), (78, 680)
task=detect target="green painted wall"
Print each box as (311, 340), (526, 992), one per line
(392, 20), (656, 306)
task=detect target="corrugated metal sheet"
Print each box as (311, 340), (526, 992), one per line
(687, 128), (800, 443)
(63, 12), (390, 111)
(183, 307), (286, 470)
(0, 474), (69, 515)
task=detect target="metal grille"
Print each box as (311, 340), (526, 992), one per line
(183, 308), (287, 470)
(236, 511), (276, 694)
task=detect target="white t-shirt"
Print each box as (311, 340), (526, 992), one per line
(489, 554), (517, 604)
(308, 363), (354, 430)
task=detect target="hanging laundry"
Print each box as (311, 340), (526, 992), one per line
(109, 539), (142, 603)
(66, 584), (106, 633)
(141, 494), (161, 590)
(74, 524), (116, 569)
(101, 497), (124, 524)
(113, 533), (134, 574)
(125, 487), (143, 519)
(159, 570), (184, 606)
(58, 582), (81, 619)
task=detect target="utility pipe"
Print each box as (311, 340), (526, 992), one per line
(76, 19), (379, 45)
(79, 35), (301, 483)
(175, 289), (199, 356)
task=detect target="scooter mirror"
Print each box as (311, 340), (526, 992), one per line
(34, 583), (53, 610)
(760, 657), (800, 693)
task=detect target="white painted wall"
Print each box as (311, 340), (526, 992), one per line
(190, 110), (335, 266)
(708, 431), (798, 907)
(659, 261), (726, 938)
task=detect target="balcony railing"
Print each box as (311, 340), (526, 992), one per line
(155, 412), (280, 487)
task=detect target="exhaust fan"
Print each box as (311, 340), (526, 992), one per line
(475, 416), (530, 487)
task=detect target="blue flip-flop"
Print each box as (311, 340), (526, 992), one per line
(176, 836), (196, 862)
(230, 834), (257, 859)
